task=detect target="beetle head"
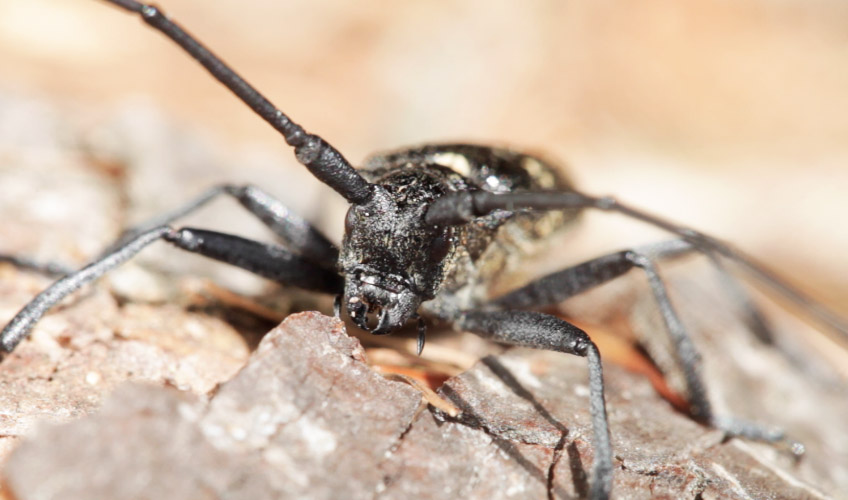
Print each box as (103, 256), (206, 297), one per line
(340, 174), (454, 335)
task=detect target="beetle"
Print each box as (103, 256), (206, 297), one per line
(1, 1), (847, 499)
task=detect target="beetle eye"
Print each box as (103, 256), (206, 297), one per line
(428, 228), (453, 262)
(344, 207), (357, 234)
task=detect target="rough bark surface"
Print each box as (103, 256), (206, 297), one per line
(2, 310), (842, 500)
(3, 313), (426, 499)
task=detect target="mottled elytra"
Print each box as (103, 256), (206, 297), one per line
(1, 2), (847, 499)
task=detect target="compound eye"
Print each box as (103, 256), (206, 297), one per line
(344, 207), (358, 235)
(428, 227), (453, 263)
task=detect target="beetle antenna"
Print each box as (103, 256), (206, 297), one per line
(427, 190), (848, 340)
(102, 0), (373, 205)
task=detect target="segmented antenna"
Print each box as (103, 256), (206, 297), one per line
(427, 191), (848, 340)
(103, 0), (374, 205)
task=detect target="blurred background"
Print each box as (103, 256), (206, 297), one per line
(0, 0), (845, 315)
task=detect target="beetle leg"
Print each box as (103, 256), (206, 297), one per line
(488, 241), (797, 447)
(103, 183), (338, 269)
(457, 309), (613, 500)
(1, 225), (342, 353)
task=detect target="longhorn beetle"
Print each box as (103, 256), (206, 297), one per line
(2, 1), (847, 499)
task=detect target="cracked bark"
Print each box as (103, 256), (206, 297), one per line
(7, 299), (842, 499)
(546, 434), (570, 500)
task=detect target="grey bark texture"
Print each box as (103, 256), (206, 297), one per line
(2, 308), (843, 500)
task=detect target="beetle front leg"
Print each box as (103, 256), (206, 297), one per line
(104, 183), (339, 268)
(3, 183), (339, 280)
(1, 226), (343, 354)
(457, 310), (613, 500)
